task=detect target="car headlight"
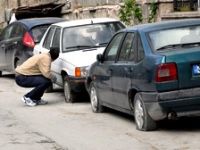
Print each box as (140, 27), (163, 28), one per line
(75, 66), (89, 77)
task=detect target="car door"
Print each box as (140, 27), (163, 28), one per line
(0, 24), (14, 69)
(111, 32), (137, 109)
(96, 32), (125, 104)
(50, 27), (62, 85)
(5, 24), (25, 71)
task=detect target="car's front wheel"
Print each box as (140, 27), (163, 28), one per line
(134, 93), (157, 131)
(90, 83), (104, 113)
(63, 79), (76, 103)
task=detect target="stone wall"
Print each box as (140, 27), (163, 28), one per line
(0, 0), (124, 28)
(0, 0), (193, 28)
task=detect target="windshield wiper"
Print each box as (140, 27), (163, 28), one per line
(156, 44), (182, 51)
(65, 45), (94, 50)
(97, 42), (108, 46)
(157, 42), (200, 51)
(181, 42), (200, 47)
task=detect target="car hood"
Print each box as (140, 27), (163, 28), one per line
(60, 47), (105, 67)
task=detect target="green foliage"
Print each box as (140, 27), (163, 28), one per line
(119, 0), (143, 26)
(119, 0), (158, 25)
(148, 0), (158, 23)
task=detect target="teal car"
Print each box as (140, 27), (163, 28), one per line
(86, 19), (200, 131)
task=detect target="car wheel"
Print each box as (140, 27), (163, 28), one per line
(63, 79), (75, 103)
(134, 93), (157, 131)
(90, 83), (104, 113)
(0, 71), (2, 77)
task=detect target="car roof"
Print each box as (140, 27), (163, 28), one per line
(125, 19), (200, 32)
(52, 17), (121, 28)
(14, 17), (65, 30)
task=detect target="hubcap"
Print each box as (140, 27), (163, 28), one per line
(90, 86), (98, 112)
(135, 99), (144, 129)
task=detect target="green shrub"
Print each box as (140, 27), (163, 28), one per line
(119, 0), (158, 25)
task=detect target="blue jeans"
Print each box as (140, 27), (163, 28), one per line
(15, 75), (51, 101)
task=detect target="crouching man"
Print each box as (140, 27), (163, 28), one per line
(15, 48), (59, 106)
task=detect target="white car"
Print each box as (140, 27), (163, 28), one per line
(34, 18), (125, 102)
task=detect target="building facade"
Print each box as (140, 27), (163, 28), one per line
(0, 0), (199, 28)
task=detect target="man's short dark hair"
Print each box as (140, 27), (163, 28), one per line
(49, 47), (59, 61)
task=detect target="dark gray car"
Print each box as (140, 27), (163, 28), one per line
(0, 17), (64, 76)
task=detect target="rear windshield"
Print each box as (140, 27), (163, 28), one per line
(31, 25), (49, 43)
(149, 25), (200, 51)
(62, 22), (125, 52)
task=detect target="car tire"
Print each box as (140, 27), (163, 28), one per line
(134, 93), (157, 131)
(90, 82), (104, 113)
(0, 71), (2, 77)
(63, 79), (76, 103)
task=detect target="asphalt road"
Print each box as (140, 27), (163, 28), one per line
(1, 74), (200, 150)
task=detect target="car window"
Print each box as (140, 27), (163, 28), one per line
(137, 36), (145, 62)
(43, 26), (55, 50)
(32, 25), (49, 43)
(104, 33), (124, 61)
(118, 33), (135, 61)
(52, 27), (61, 49)
(62, 22), (125, 52)
(0, 25), (14, 40)
(149, 25), (200, 51)
(10, 24), (25, 38)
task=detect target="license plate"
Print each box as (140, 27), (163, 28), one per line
(192, 64), (200, 76)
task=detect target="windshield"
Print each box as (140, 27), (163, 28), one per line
(149, 25), (200, 51)
(62, 22), (124, 52)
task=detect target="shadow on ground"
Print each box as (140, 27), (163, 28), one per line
(99, 107), (200, 131)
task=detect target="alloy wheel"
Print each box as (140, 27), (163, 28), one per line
(90, 86), (98, 112)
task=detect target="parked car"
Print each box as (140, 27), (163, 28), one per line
(0, 17), (65, 76)
(33, 18), (125, 102)
(85, 19), (200, 131)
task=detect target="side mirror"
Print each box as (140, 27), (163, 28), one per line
(96, 54), (104, 63)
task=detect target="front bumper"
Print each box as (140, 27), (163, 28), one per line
(65, 76), (86, 93)
(142, 87), (200, 121)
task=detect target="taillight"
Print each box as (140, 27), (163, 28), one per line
(156, 63), (177, 82)
(23, 32), (35, 48)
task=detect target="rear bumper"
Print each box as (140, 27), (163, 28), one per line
(141, 87), (200, 121)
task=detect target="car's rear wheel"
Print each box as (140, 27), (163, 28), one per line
(90, 83), (104, 113)
(134, 93), (157, 131)
(63, 79), (76, 103)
